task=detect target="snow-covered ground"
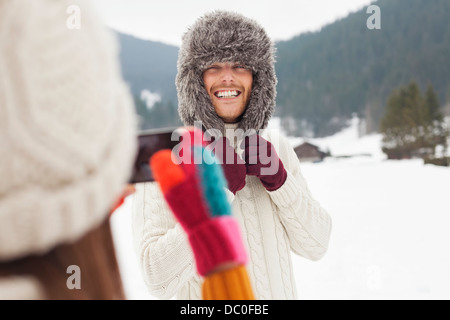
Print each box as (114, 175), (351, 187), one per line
(111, 117), (450, 300)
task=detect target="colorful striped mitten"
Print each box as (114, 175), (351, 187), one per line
(150, 128), (245, 276)
(150, 128), (254, 299)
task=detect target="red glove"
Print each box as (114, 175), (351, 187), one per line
(241, 134), (287, 191)
(206, 136), (246, 195)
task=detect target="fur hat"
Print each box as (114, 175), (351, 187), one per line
(0, 0), (137, 261)
(176, 10), (277, 132)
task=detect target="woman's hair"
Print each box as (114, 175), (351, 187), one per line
(0, 217), (125, 300)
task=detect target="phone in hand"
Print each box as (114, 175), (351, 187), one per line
(128, 127), (181, 183)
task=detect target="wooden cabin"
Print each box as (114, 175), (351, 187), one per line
(294, 142), (328, 162)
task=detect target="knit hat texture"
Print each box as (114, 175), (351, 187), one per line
(176, 10), (277, 132)
(0, 0), (137, 261)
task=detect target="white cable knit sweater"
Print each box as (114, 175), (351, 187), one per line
(131, 125), (332, 300)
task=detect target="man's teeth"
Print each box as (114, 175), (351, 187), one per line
(216, 90), (239, 98)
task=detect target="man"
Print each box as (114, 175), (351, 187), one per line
(132, 10), (332, 300)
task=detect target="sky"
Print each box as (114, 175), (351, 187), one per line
(111, 116), (450, 300)
(92, 0), (375, 47)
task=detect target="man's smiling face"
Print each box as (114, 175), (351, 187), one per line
(202, 62), (253, 124)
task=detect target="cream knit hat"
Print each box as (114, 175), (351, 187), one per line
(0, 0), (138, 261)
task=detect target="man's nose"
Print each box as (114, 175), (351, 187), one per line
(220, 65), (234, 82)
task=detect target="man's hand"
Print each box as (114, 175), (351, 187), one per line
(241, 134), (287, 191)
(206, 136), (246, 194)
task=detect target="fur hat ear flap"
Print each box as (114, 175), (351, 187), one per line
(176, 10), (277, 132)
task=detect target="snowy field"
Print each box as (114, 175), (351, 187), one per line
(111, 117), (450, 300)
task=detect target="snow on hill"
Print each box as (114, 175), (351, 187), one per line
(269, 115), (385, 160)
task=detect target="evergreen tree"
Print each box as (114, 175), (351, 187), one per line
(380, 84), (416, 158)
(423, 85), (448, 154)
(380, 81), (448, 159)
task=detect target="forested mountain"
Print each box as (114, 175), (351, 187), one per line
(276, 0), (450, 136)
(117, 0), (450, 135)
(116, 32), (179, 102)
